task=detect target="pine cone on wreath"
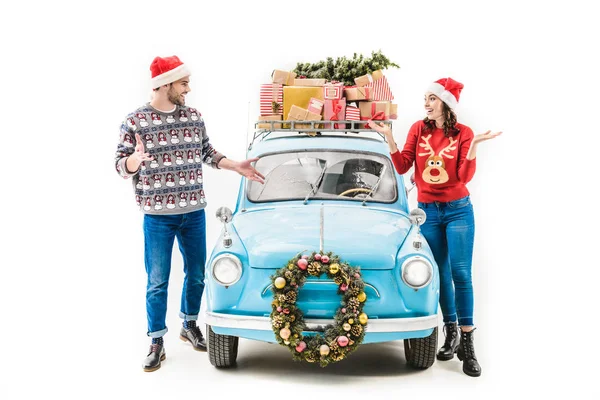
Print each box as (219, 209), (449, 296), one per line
(334, 276), (344, 285)
(307, 261), (322, 276)
(285, 291), (297, 304)
(347, 297), (360, 309)
(351, 324), (363, 337)
(272, 315), (284, 329)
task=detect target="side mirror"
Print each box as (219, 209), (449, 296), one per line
(409, 208), (426, 251)
(215, 206), (233, 248)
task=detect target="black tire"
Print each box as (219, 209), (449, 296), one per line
(207, 324), (239, 368)
(404, 327), (437, 369)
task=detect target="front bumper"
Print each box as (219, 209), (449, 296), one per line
(206, 311), (437, 343)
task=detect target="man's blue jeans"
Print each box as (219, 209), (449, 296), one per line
(418, 196), (475, 327)
(143, 209), (206, 338)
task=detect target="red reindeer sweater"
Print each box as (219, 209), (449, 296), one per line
(391, 120), (476, 203)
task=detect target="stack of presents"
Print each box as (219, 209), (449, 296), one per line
(258, 69), (397, 133)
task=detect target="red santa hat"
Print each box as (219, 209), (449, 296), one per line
(426, 77), (464, 109)
(150, 55), (191, 89)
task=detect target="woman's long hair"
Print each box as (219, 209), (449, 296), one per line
(423, 101), (460, 137)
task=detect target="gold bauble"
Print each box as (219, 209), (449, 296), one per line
(319, 344), (330, 356)
(343, 323), (352, 331)
(329, 263), (340, 274)
(357, 292), (367, 302)
(348, 319), (354, 324)
(274, 277), (287, 289)
(358, 313), (368, 325)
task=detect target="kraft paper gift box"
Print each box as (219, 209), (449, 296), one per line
(359, 101), (391, 127)
(260, 84), (284, 116)
(344, 86), (372, 101)
(272, 69), (297, 86)
(257, 115), (283, 129)
(354, 69), (384, 86)
(389, 104), (398, 119)
(293, 78), (327, 87)
(287, 105), (322, 131)
(282, 86), (324, 127)
(307, 97), (325, 115)
(323, 98), (346, 129)
(323, 82), (344, 100)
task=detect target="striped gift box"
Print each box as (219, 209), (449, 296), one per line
(365, 75), (394, 101)
(260, 84), (284, 115)
(346, 105), (360, 120)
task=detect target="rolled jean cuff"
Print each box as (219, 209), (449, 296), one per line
(147, 327), (168, 338)
(443, 313), (457, 324)
(179, 312), (198, 321)
(459, 317), (474, 327)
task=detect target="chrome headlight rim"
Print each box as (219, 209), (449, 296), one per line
(401, 255), (433, 289)
(211, 253), (243, 286)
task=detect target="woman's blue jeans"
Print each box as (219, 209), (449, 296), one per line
(143, 209), (206, 338)
(418, 196), (475, 327)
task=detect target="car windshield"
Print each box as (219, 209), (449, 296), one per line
(248, 150), (397, 203)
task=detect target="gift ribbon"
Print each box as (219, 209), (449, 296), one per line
(329, 99), (343, 128)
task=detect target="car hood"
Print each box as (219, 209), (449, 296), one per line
(232, 205), (411, 270)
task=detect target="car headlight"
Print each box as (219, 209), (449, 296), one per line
(211, 254), (242, 287)
(401, 256), (433, 289)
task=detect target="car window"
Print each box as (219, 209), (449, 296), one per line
(248, 151), (397, 203)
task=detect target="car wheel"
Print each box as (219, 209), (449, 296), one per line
(207, 324), (239, 368)
(403, 327), (437, 369)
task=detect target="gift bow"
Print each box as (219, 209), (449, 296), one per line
(329, 100), (344, 129)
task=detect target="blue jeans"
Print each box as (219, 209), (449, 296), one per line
(418, 196), (475, 327)
(143, 209), (206, 338)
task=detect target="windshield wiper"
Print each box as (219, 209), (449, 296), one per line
(303, 163), (327, 204)
(362, 165), (386, 206)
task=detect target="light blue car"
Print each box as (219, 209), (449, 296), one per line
(205, 125), (439, 369)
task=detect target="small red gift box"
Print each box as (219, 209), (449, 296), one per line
(323, 98), (346, 129)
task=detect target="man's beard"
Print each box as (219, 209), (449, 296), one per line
(167, 88), (185, 106)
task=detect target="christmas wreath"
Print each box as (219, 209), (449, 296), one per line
(270, 251), (368, 367)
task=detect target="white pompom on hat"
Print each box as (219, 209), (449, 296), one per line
(426, 77), (464, 109)
(150, 55), (191, 89)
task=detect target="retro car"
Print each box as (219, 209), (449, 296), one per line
(204, 122), (439, 369)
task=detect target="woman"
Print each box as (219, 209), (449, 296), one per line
(369, 77), (501, 377)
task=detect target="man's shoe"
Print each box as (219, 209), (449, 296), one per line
(437, 322), (459, 361)
(456, 329), (482, 377)
(143, 343), (166, 372)
(180, 325), (207, 351)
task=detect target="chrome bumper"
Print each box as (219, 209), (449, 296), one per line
(205, 312), (437, 332)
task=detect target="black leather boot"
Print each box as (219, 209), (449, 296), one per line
(180, 323), (207, 351)
(437, 322), (459, 361)
(143, 343), (166, 372)
(456, 328), (481, 377)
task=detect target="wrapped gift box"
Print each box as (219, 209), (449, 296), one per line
(389, 104), (398, 119)
(293, 78), (326, 87)
(260, 84), (284, 116)
(365, 75), (394, 101)
(307, 97), (325, 115)
(354, 70), (384, 86)
(359, 101), (391, 128)
(323, 82), (344, 100)
(283, 86), (324, 126)
(323, 98), (346, 129)
(344, 86), (371, 101)
(257, 115), (283, 129)
(272, 69), (296, 86)
(287, 105), (322, 133)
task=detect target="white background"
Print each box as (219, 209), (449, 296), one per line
(1, 0), (598, 398)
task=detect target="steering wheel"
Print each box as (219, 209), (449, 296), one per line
(338, 187), (373, 197)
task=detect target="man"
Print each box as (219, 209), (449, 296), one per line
(114, 55), (264, 372)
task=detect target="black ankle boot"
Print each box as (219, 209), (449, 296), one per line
(143, 343), (166, 372)
(437, 322), (459, 361)
(456, 328), (481, 377)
